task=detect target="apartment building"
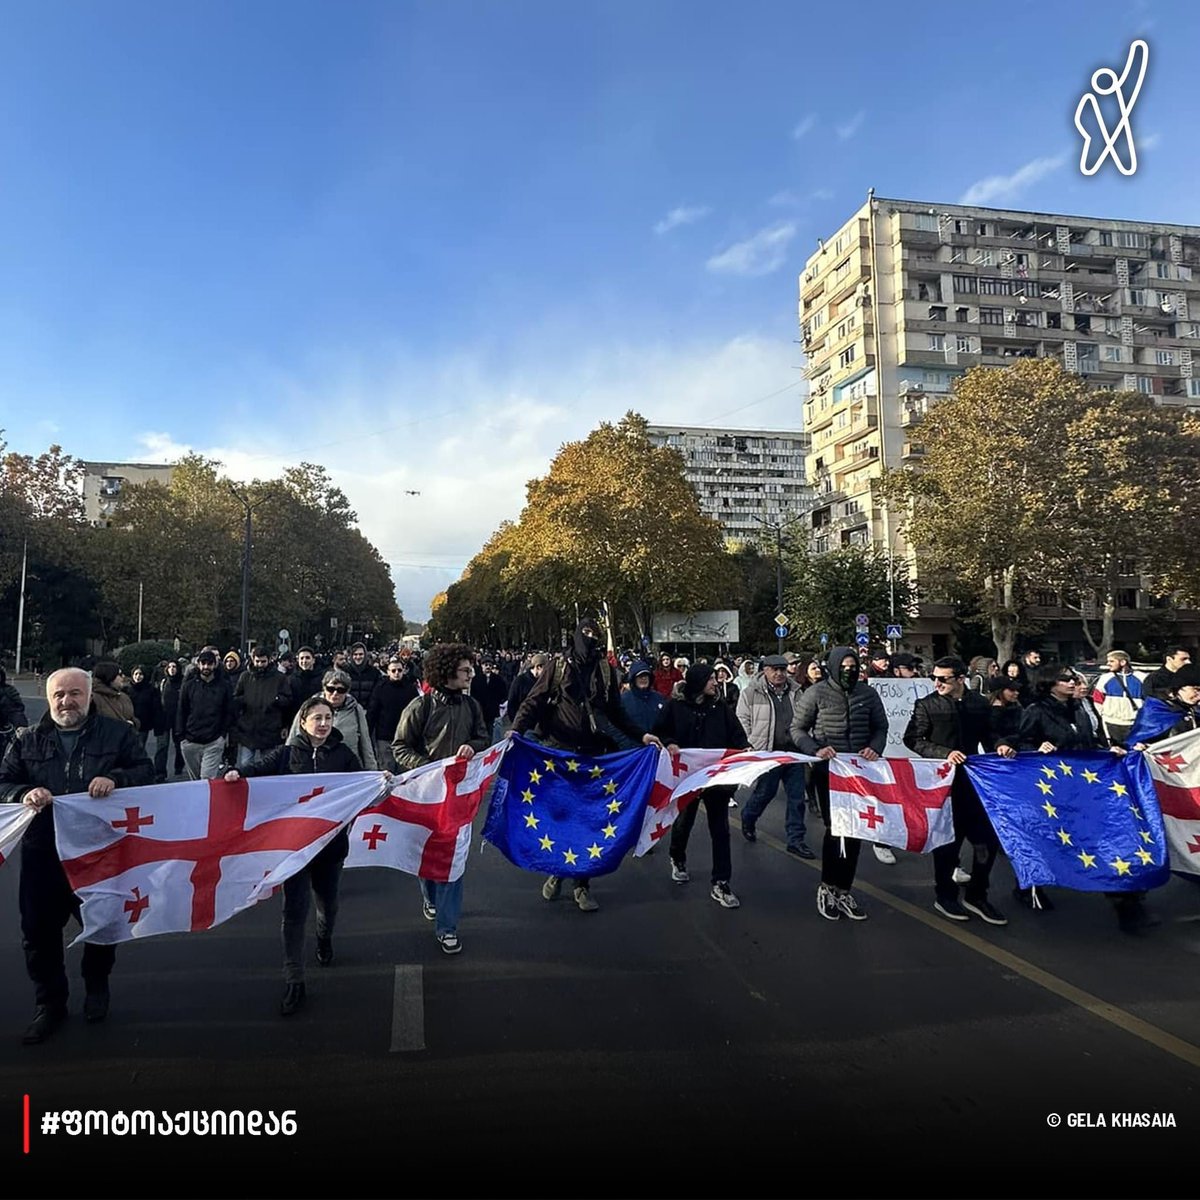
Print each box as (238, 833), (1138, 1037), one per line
(799, 194), (1200, 656)
(645, 424), (811, 542)
(81, 461), (176, 526)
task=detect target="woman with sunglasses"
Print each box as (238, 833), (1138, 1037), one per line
(288, 667), (378, 770)
(227, 694), (372, 1015)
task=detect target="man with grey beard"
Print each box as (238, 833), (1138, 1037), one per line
(0, 668), (152, 1043)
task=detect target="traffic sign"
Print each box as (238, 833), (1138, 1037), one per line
(774, 612), (790, 628)
(885, 623), (903, 640)
(819, 632), (829, 647)
(278, 628), (290, 640)
(775, 625), (790, 639)
(855, 613), (869, 629)
(855, 631), (870, 647)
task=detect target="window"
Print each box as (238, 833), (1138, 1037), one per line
(1015, 310), (1039, 327)
(1078, 343), (1099, 370)
(834, 258), (852, 282)
(956, 306), (969, 322)
(927, 334), (945, 351)
(1117, 231), (1149, 249)
(838, 345), (857, 369)
(1104, 345), (1123, 362)
(810, 309), (826, 330)
(953, 275), (977, 294)
(953, 219), (969, 234)
(913, 214), (938, 232)
(974, 250), (994, 266)
(1155, 262), (1172, 279)
(1187, 379), (1200, 398)
(836, 315), (857, 339)
(1046, 312), (1062, 329)
(956, 335), (972, 353)
(1180, 322), (1200, 338)
(978, 276), (1013, 295)
(1136, 376), (1154, 394)
(1155, 348), (1176, 365)
(834, 231), (851, 254)
(976, 222), (992, 237)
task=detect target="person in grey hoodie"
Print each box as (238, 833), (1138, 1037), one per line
(789, 645), (888, 922)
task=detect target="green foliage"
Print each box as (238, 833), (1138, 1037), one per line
(113, 641), (184, 675)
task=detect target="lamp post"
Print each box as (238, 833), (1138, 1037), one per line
(228, 485), (270, 658)
(754, 508), (809, 653)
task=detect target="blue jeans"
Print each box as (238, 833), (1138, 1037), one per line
(419, 877), (464, 937)
(741, 765), (808, 847)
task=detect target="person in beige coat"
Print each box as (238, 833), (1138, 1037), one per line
(90, 661), (137, 728)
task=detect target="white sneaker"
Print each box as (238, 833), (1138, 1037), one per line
(872, 844), (897, 865)
(710, 881), (740, 908)
(670, 860), (690, 884)
(953, 867), (972, 885)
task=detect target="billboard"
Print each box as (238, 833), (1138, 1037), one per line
(652, 610), (740, 644)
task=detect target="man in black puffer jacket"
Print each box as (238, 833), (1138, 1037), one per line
(790, 645), (888, 923)
(232, 648), (293, 770)
(345, 643), (383, 711)
(654, 663), (750, 908)
(368, 658), (420, 770)
(0, 668), (152, 1043)
(904, 656), (1017, 928)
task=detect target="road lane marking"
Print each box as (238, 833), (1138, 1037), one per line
(736, 817), (1200, 1070)
(390, 965), (425, 1053)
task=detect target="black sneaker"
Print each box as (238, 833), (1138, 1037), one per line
(316, 936), (334, 966)
(786, 842), (816, 860)
(280, 982), (306, 1017)
(962, 899), (1008, 926)
(934, 898), (971, 922)
(83, 987), (110, 1023)
(22, 1005), (67, 1045)
(741, 824), (757, 843)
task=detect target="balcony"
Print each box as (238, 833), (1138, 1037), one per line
(901, 441), (925, 459)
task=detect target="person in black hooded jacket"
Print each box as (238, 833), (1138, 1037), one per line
(511, 616), (662, 913)
(654, 663), (749, 907)
(225, 694), (369, 1016)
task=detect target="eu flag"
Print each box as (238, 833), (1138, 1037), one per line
(482, 735), (659, 877)
(964, 751), (1170, 892)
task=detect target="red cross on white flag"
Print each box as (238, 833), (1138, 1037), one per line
(828, 756), (956, 853)
(55, 772), (389, 945)
(1142, 727), (1200, 876)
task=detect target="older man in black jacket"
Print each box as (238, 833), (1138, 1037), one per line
(904, 656), (1017, 927)
(0, 667), (153, 1043)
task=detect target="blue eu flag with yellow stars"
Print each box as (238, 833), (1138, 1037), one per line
(482, 735), (659, 877)
(964, 751), (1170, 892)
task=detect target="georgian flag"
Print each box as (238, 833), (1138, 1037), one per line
(1142, 727), (1200, 876)
(56, 773), (389, 945)
(345, 742), (510, 882)
(828, 755), (956, 852)
(0, 804), (36, 867)
(635, 748), (818, 855)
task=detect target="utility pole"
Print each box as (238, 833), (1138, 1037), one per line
(137, 581), (144, 643)
(228, 485), (269, 659)
(755, 509), (809, 654)
(14, 539), (27, 675)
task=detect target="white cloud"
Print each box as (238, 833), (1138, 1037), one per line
(705, 223), (797, 277)
(958, 154), (1066, 206)
(835, 111), (865, 140)
(1140, 131), (1162, 151)
(810, 187), (835, 201)
(653, 205), (711, 235)
(134, 336), (802, 619)
(791, 115), (817, 140)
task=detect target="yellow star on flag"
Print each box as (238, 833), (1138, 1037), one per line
(1108, 781), (1127, 798)
(1040, 765), (1057, 779)
(603, 779), (618, 795)
(539, 835), (554, 851)
(1041, 800), (1057, 818)
(1139, 829), (1153, 843)
(529, 769), (542, 785)
(1135, 847), (1154, 865)
(1036, 779), (1053, 796)
(1082, 769), (1100, 784)
(589, 766), (604, 779)
(521, 789), (535, 804)
(524, 813), (539, 829)
(1078, 850), (1097, 868)
(1110, 856), (1132, 876)
(1056, 761), (1073, 776)
(1056, 828), (1072, 845)
(563, 848), (578, 866)
(601, 823), (617, 839)
(587, 843), (603, 859)
(606, 799), (622, 814)
(565, 760), (580, 772)
(543, 759), (556, 772)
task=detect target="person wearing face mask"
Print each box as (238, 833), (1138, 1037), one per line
(789, 645), (889, 921)
(510, 617), (663, 913)
(176, 649), (236, 780)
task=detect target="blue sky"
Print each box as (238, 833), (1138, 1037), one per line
(0, 0), (1191, 618)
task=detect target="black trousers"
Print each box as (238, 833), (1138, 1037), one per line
(931, 777), (999, 904)
(20, 843), (116, 1009)
(669, 787), (734, 883)
(814, 762), (862, 891)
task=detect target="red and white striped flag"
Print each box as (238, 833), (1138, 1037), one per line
(828, 756), (956, 852)
(345, 742), (509, 882)
(1142, 727), (1200, 876)
(635, 748), (817, 855)
(56, 773), (388, 945)
(0, 804), (35, 867)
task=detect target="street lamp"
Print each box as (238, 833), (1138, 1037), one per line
(227, 484), (271, 658)
(754, 508), (810, 653)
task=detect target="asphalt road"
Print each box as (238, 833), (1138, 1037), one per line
(1, 683), (1198, 1198)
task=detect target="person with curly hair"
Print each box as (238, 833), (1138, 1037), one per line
(392, 643), (491, 954)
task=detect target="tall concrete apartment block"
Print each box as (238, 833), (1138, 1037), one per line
(645, 424), (811, 542)
(81, 461), (176, 526)
(800, 194), (1200, 656)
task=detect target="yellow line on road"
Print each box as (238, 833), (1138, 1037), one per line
(741, 820), (1200, 1070)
